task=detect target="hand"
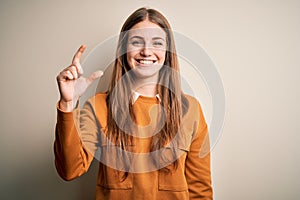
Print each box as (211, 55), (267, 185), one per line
(56, 45), (103, 111)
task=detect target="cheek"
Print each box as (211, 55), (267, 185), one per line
(126, 52), (135, 65)
(158, 51), (167, 63)
(126, 45), (134, 61)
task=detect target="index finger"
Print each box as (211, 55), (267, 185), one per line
(72, 45), (86, 65)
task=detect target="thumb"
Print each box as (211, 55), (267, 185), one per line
(86, 70), (103, 86)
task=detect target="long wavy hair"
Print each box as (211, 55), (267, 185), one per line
(105, 7), (188, 174)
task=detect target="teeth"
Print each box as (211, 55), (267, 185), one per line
(139, 60), (154, 65)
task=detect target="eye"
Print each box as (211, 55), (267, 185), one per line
(153, 41), (165, 48)
(131, 40), (144, 46)
(154, 42), (162, 45)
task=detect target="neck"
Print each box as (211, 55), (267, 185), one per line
(136, 84), (157, 97)
(133, 76), (158, 97)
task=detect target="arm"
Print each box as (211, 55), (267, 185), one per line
(54, 99), (98, 181)
(185, 103), (213, 199)
(54, 45), (103, 180)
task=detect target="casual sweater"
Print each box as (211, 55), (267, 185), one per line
(54, 93), (213, 200)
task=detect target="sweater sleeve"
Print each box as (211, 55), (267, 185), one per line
(54, 99), (99, 181)
(185, 102), (213, 199)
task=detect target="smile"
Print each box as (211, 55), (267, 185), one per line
(136, 59), (157, 65)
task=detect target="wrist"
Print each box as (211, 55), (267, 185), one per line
(59, 99), (77, 112)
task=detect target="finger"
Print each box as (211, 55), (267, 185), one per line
(66, 71), (74, 80)
(58, 70), (74, 81)
(68, 66), (78, 79)
(72, 45), (86, 66)
(86, 71), (103, 86)
(73, 62), (84, 76)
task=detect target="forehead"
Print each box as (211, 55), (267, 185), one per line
(127, 21), (166, 39)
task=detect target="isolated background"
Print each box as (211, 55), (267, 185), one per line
(0, 0), (299, 199)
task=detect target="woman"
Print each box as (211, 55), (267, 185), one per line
(55, 7), (213, 200)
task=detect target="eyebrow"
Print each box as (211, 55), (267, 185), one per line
(129, 35), (166, 41)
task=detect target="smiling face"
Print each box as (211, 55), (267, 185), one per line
(126, 20), (167, 80)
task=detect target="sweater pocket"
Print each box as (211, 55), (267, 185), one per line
(97, 136), (134, 189)
(158, 147), (189, 191)
(97, 163), (133, 189)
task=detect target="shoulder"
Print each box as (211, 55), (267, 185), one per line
(85, 92), (107, 106)
(183, 94), (203, 113)
(94, 92), (108, 103)
(82, 93), (108, 125)
(182, 93), (207, 128)
(183, 94), (198, 104)
(82, 92), (108, 114)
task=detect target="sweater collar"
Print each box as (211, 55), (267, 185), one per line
(131, 91), (161, 104)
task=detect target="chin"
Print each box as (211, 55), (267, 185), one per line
(131, 67), (160, 79)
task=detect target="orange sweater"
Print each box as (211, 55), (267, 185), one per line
(54, 93), (213, 199)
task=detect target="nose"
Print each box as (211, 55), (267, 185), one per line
(140, 45), (153, 57)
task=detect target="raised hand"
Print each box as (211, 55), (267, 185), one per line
(56, 45), (103, 112)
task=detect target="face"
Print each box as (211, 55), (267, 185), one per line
(126, 20), (167, 80)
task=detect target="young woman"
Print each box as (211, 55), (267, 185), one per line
(55, 7), (213, 200)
